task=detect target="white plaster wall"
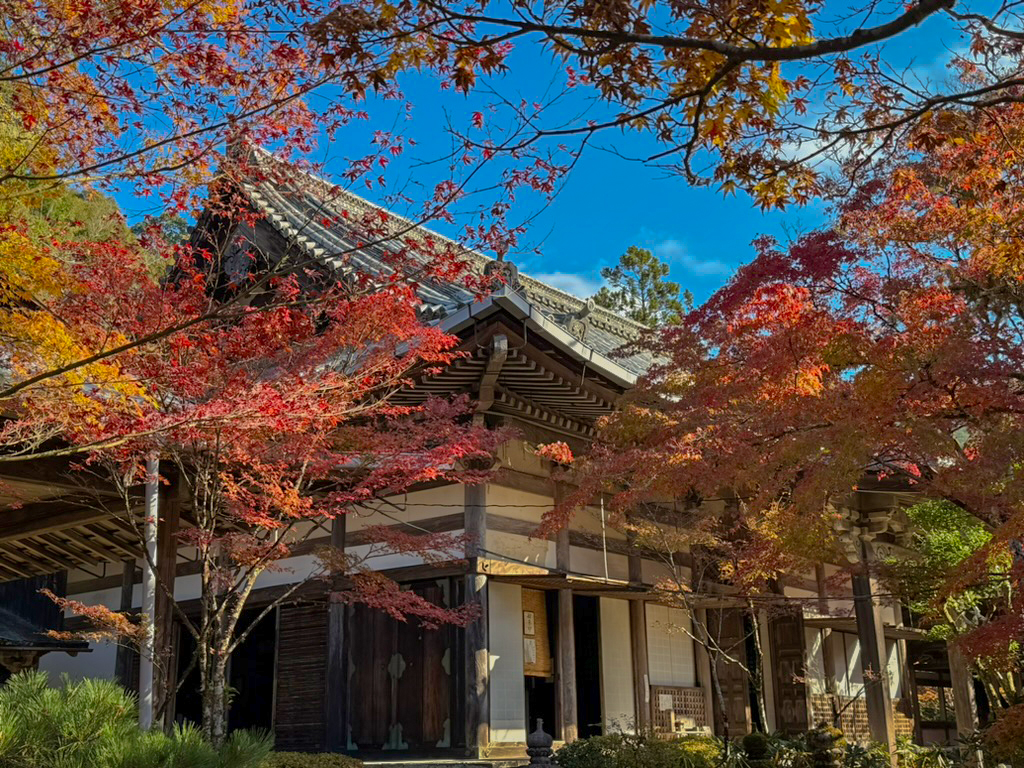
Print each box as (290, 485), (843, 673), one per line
(38, 642), (117, 683)
(783, 584), (817, 600)
(804, 628), (828, 695)
(67, 552), (326, 609)
(835, 632), (902, 698)
(252, 553), (322, 589)
(64, 585), (131, 612)
(838, 632), (864, 696)
(486, 530), (555, 568)
(645, 604), (696, 687)
(820, 564), (856, 617)
(573, 506), (628, 542)
(496, 439), (550, 477)
(570, 545), (629, 581)
(639, 560), (691, 590)
(886, 640), (903, 698)
(351, 484), (467, 530)
(346, 536), (464, 572)
(485, 485), (554, 524)
(489, 581), (526, 742)
(599, 598), (635, 733)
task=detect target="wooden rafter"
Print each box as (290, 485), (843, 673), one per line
(0, 499), (110, 542)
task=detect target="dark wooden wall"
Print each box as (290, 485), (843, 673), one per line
(0, 572), (66, 627)
(275, 603), (329, 751)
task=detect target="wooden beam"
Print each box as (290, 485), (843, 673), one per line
(39, 532), (98, 566)
(557, 585), (577, 743)
(0, 542), (62, 574)
(0, 501), (109, 542)
(0, 550), (27, 579)
(695, 609), (715, 730)
(481, 320), (624, 406)
(74, 525), (138, 560)
(14, 537), (71, 571)
(0, 456), (126, 496)
(325, 515), (347, 752)
(47, 529), (109, 562)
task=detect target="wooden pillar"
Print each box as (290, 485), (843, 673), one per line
(154, 470), (180, 729)
(815, 564), (840, 727)
(556, 523), (577, 743)
(893, 604), (919, 743)
(464, 484), (489, 756)
(139, 455), (160, 730)
(758, 610), (778, 733)
(627, 553), (650, 732)
(114, 558), (136, 690)
(851, 544), (896, 756)
(325, 515), (347, 752)
(695, 609), (715, 729)
(948, 644), (982, 766)
(908, 658), (923, 745)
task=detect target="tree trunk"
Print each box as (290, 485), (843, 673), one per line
(747, 604), (769, 731)
(202, 652), (230, 747)
(711, 650), (730, 744)
(692, 606), (731, 743)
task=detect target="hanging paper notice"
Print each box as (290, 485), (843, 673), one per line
(524, 637), (537, 664)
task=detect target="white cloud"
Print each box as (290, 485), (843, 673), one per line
(650, 238), (732, 277)
(777, 133), (848, 172)
(532, 271), (603, 298)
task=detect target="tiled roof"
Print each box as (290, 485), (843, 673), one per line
(0, 607), (87, 651)
(235, 147), (653, 376)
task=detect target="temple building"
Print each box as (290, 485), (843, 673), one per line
(0, 149), (968, 759)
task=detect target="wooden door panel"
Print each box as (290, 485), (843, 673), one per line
(396, 582), (451, 748)
(708, 609), (751, 736)
(349, 604), (395, 749)
(350, 580), (453, 751)
(770, 610), (810, 734)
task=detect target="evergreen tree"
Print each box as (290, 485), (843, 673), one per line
(592, 246), (689, 327)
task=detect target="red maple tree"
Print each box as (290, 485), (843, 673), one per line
(567, 102), (1024, 745)
(4, 202), (508, 741)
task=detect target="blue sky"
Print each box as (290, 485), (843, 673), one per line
(300, 62), (830, 305)
(113, 4), (976, 305)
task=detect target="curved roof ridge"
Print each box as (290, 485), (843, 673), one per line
(241, 146), (648, 342)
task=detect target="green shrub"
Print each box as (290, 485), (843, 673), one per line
(840, 742), (891, 768)
(262, 754), (363, 768)
(673, 735), (723, 768)
(0, 670), (272, 768)
(555, 732), (725, 768)
(555, 732), (687, 768)
(552, 728), (1002, 768)
(896, 741), (964, 768)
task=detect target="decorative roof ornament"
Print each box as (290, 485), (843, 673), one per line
(484, 256), (521, 291)
(831, 501), (913, 563)
(568, 298), (595, 341)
